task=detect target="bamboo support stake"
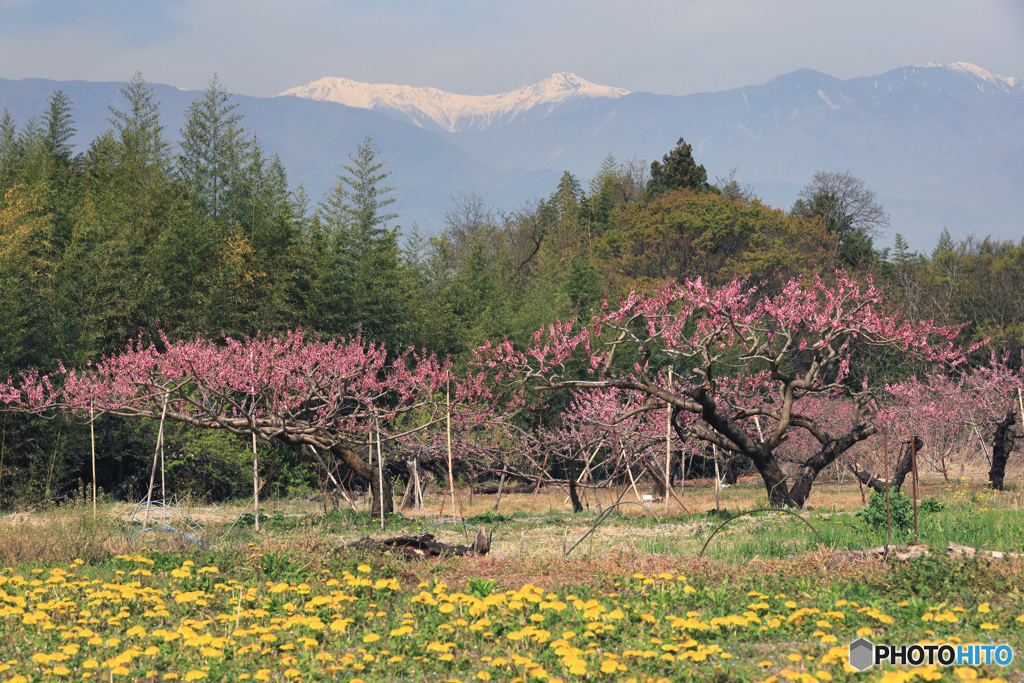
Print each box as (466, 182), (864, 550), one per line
(884, 432), (891, 552)
(528, 450), (551, 515)
(90, 406), (96, 519)
(446, 377), (456, 519)
(713, 444), (721, 511)
(376, 416), (385, 531)
(625, 456), (643, 503)
(307, 445), (341, 489)
(494, 466), (506, 513)
(679, 447), (686, 513)
(665, 369), (672, 515)
(160, 415), (166, 502)
(1018, 388), (1024, 434)
(411, 457), (423, 510)
(972, 420), (992, 466)
(252, 432), (260, 533)
(0, 416), (6, 506)
(158, 395), (167, 502)
(142, 396), (169, 536)
(911, 436), (919, 544)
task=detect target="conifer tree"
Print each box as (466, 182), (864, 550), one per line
(177, 75), (253, 221)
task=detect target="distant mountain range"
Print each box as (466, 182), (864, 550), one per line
(278, 72), (630, 132)
(2, 62), (1022, 249)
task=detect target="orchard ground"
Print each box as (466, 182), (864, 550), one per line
(2, 469), (1024, 682)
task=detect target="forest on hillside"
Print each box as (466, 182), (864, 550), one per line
(1, 76), (1022, 508)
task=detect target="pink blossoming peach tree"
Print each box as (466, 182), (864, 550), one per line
(474, 272), (971, 508)
(0, 331), (495, 516)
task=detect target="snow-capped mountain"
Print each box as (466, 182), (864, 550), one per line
(276, 72), (630, 132)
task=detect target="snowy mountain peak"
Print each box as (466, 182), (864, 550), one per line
(277, 73), (629, 132)
(920, 61), (1021, 89)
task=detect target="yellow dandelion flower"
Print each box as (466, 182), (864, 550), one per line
(363, 633), (381, 643)
(184, 672), (207, 682)
(357, 564), (372, 573)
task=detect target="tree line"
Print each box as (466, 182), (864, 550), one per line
(0, 76), (1020, 507)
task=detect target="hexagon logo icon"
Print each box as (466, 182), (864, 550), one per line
(848, 637), (875, 672)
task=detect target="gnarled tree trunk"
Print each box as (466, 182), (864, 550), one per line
(789, 423), (880, 505)
(273, 430), (393, 516)
(328, 442), (393, 517)
(846, 436), (923, 495)
(988, 408), (1016, 490)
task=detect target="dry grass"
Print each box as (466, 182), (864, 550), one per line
(1, 468), (1021, 568)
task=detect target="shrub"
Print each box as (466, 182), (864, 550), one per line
(858, 490), (913, 533)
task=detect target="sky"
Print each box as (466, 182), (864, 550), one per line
(0, 0), (1022, 97)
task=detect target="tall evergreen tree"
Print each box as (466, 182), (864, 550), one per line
(107, 72), (171, 188)
(43, 91), (76, 163)
(309, 138), (409, 346)
(647, 137), (711, 196)
(177, 75), (253, 221)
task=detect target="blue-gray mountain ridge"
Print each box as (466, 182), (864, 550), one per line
(1, 62), (1020, 249)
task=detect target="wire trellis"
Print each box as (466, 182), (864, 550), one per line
(120, 500), (207, 549)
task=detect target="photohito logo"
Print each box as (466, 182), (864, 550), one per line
(848, 637), (1014, 671)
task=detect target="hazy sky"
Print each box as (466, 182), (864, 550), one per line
(1, 0), (1022, 96)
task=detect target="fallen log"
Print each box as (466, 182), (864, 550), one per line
(345, 529), (490, 560)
